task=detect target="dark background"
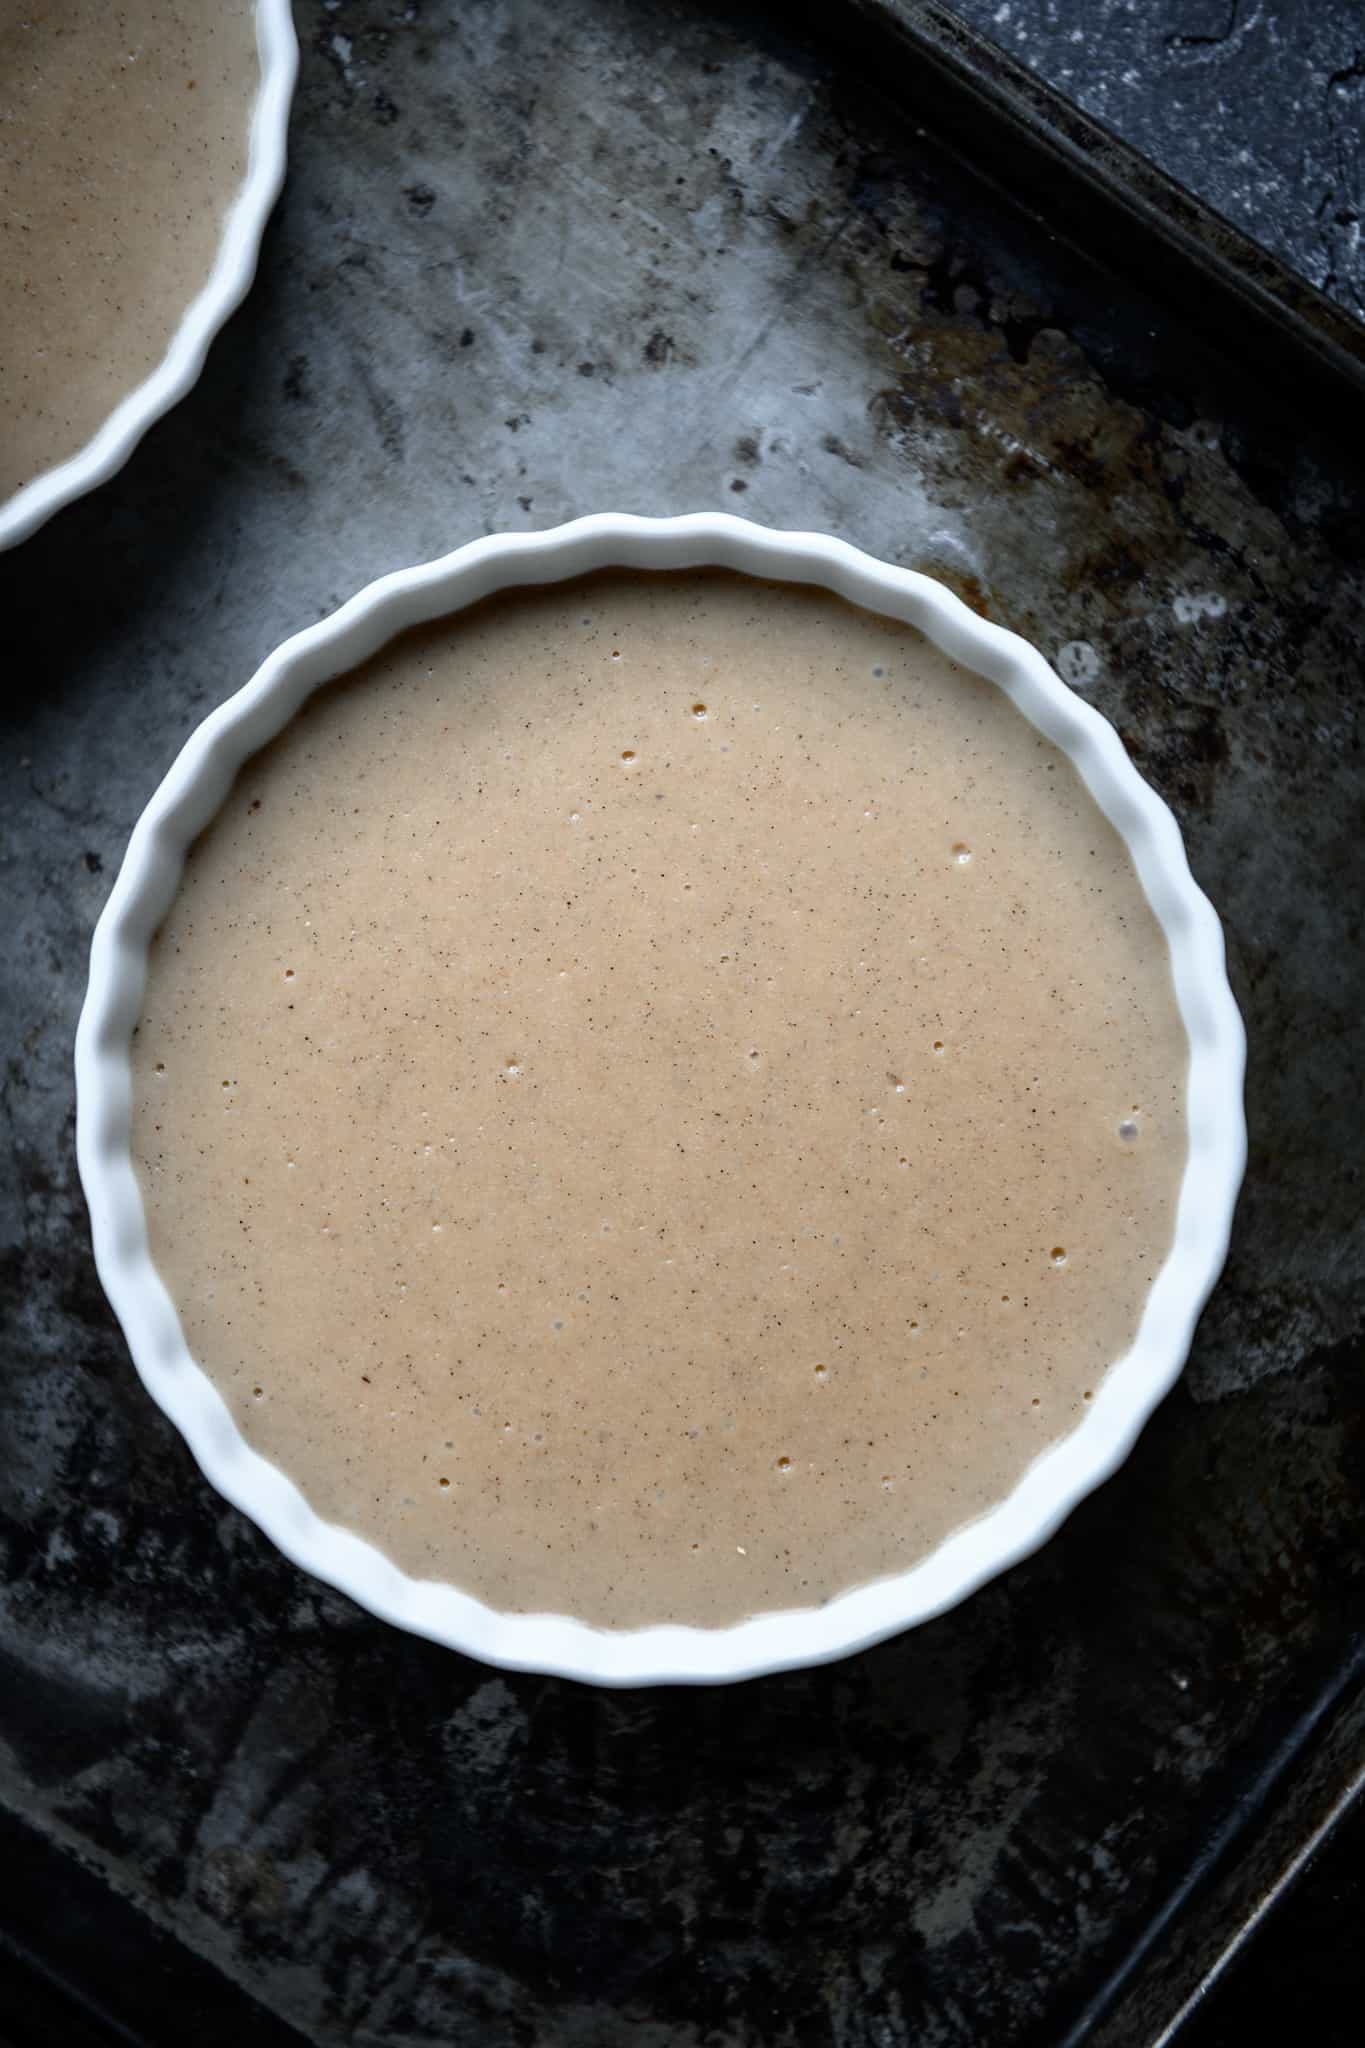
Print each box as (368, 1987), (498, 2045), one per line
(2, 2), (1362, 2043)
(953, 0), (1365, 322)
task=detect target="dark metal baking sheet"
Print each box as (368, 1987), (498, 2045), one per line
(825, 0), (1365, 413)
(2, 1), (1362, 2042)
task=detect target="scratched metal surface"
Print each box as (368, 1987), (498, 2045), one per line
(1, 1), (1363, 2042)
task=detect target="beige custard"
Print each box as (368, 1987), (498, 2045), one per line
(131, 571), (1188, 1628)
(0, 0), (258, 502)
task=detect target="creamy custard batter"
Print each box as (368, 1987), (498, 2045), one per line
(1, 1), (257, 502)
(131, 572), (1188, 1628)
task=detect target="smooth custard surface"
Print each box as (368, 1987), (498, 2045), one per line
(132, 572), (1188, 1627)
(1, 0), (257, 500)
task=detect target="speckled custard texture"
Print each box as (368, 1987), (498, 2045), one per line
(0, 0), (257, 501)
(131, 572), (1189, 1628)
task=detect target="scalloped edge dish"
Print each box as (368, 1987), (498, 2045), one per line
(0, 0), (297, 554)
(75, 514), (1247, 1685)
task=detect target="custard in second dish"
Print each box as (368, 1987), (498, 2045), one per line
(131, 571), (1188, 1628)
(1, 0), (258, 501)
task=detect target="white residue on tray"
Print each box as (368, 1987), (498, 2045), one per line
(1056, 640), (1102, 689)
(1173, 591), (1229, 624)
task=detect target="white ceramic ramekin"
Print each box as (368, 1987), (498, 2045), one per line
(75, 514), (1247, 1685)
(0, 0), (297, 553)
